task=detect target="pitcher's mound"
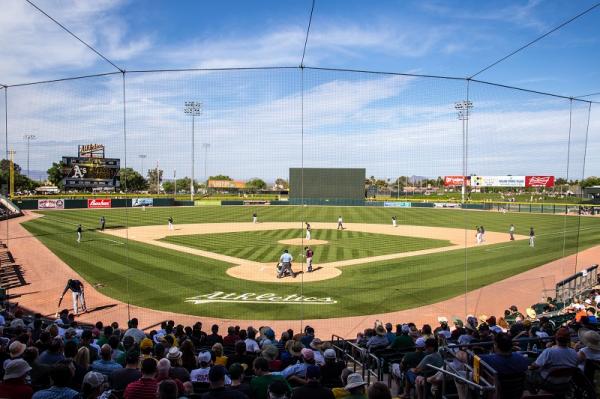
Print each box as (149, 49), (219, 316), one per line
(278, 238), (329, 246)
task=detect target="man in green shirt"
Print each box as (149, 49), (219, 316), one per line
(398, 338), (426, 398)
(391, 325), (414, 350)
(251, 357), (291, 399)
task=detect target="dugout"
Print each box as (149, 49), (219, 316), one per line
(288, 168), (365, 206)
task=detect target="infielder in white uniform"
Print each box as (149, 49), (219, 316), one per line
(392, 216), (397, 227)
(305, 222), (311, 240)
(529, 227), (535, 247)
(475, 226), (482, 244)
(253, 213), (258, 223)
(337, 216), (344, 230)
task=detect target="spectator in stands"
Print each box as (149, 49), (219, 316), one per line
(90, 344), (122, 376)
(156, 358), (185, 395)
(450, 318), (465, 341)
(251, 357), (291, 399)
(310, 339), (325, 365)
(367, 382), (391, 399)
(206, 324), (223, 346)
(245, 328), (261, 353)
(262, 344), (282, 372)
(63, 341), (84, 388)
(301, 327), (315, 348)
(167, 347), (190, 382)
(391, 325), (413, 350)
(223, 326), (240, 346)
(586, 307), (598, 323)
(291, 365), (334, 399)
(38, 338), (65, 365)
(79, 330), (99, 362)
(213, 343), (228, 366)
(115, 336), (134, 365)
(343, 373), (367, 399)
(420, 325), (434, 340)
(366, 325), (389, 351)
(281, 341), (303, 369)
(321, 349), (345, 388)
(191, 351), (212, 383)
(480, 333), (528, 374)
(107, 335), (123, 363)
(32, 363), (78, 399)
(227, 340), (254, 371)
(80, 371), (108, 399)
(402, 338), (443, 399)
(157, 379), (178, 399)
(109, 351), (141, 393)
(123, 318), (146, 344)
(73, 347), (90, 375)
(6, 341), (26, 367)
(261, 327), (276, 347)
(180, 340), (197, 372)
(0, 358), (33, 399)
(140, 338), (154, 360)
(384, 323), (395, 345)
(124, 358), (158, 399)
(191, 322), (207, 348)
(433, 318), (451, 338)
(229, 363), (252, 397)
(529, 327), (578, 383)
(202, 365), (247, 399)
(96, 326), (112, 347)
(396, 337), (426, 398)
(577, 329), (600, 370)
(282, 348), (316, 384)
(268, 380), (292, 399)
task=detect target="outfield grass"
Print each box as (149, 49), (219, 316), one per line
(161, 229), (451, 263)
(20, 206), (600, 320)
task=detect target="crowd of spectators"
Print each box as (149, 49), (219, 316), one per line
(0, 290), (598, 398)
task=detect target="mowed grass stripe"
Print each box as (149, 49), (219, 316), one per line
(161, 229), (450, 263)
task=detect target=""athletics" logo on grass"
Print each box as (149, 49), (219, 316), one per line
(185, 291), (337, 305)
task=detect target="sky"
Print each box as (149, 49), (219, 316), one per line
(0, 0), (599, 181)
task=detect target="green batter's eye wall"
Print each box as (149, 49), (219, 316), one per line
(289, 167), (366, 205)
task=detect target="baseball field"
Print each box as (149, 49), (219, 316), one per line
(20, 205), (600, 320)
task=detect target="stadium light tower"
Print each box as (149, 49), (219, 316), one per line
(455, 100), (473, 203)
(184, 101), (202, 201)
(23, 134), (37, 179)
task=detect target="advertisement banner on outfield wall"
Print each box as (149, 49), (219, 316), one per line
(434, 203), (461, 208)
(383, 202), (411, 208)
(444, 176), (470, 186)
(132, 198), (153, 207)
(471, 176), (526, 187)
(38, 199), (64, 210)
(525, 176), (555, 187)
(87, 199), (112, 209)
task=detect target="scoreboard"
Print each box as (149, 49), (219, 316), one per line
(61, 146), (120, 188)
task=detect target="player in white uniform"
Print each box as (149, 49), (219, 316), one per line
(392, 216), (397, 227)
(252, 213), (258, 223)
(337, 216), (344, 230)
(305, 222), (311, 240)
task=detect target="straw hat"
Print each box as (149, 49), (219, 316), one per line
(345, 373), (367, 390)
(526, 308), (537, 319)
(289, 341), (303, 357)
(579, 329), (600, 351)
(375, 325), (386, 336)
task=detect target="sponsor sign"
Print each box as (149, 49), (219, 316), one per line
(87, 199), (112, 209)
(434, 202), (461, 208)
(471, 176), (526, 187)
(444, 176), (469, 186)
(132, 198), (153, 207)
(78, 144), (105, 158)
(185, 291), (337, 305)
(38, 199), (64, 210)
(525, 175), (555, 187)
(383, 201), (412, 208)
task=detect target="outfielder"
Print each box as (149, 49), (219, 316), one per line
(77, 224), (83, 243)
(305, 222), (311, 240)
(509, 224), (515, 241)
(304, 246), (314, 272)
(59, 279), (86, 315)
(277, 249), (295, 278)
(529, 227), (535, 247)
(253, 213), (258, 223)
(392, 216), (397, 227)
(337, 216), (344, 230)
(99, 216), (106, 231)
(168, 216), (174, 231)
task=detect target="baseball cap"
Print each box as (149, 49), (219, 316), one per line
(209, 365), (227, 382)
(140, 338), (153, 350)
(415, 337), (426, 348)
(198, 351), (212, 364)
(82, 371), (106, 388)
(301, 348), (314, 361)
(324, 349), (336, 359)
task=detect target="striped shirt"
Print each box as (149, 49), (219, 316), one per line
(124, 377), (158, 399)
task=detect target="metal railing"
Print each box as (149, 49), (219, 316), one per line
(331, 334), (383, 384)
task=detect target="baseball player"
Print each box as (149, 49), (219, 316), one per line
(480, 225), (486, 242)
(59, 279), (86, 315)
(168, 216), (174, 231)
(77, 224), (83, 243)
(277, 249), (294, 278)
(392, 216), (397, 227)
(529, 227), (535, 247)
(99, 216), (106, 231)
(475, 226), (482, 244)
(253, 212), (258, 224)
(509, 224), (515, 241)
(337, 216), (344, 230)
(304, 246), (314, 272)
(305, 222), (311, 240)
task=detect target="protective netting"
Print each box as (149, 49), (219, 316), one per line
(1, 67), (598, 337)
